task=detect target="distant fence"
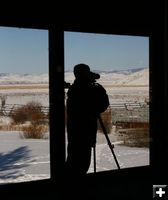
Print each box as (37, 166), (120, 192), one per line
(110, 101), (149, 109)
(0, 104), (49, 116)
(0, 102), (149, 123)
(109, 102), (149, 124)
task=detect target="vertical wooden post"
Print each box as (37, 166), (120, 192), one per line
(49, 28), (65, 181)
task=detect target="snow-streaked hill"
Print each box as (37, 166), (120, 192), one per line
(0, 73), (48, 85)
(65, 68), (149, 86)
(0, 68), (149, 86)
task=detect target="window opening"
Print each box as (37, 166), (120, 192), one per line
(0, 27), (50, 184)
(64, 31), (149, 173)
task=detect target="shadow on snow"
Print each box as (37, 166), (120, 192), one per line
(0, 146), (31, 180)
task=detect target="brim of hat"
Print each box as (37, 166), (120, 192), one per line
(90, 72), (100, 79)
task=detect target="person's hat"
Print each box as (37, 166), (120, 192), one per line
(73, 64), (100, 80)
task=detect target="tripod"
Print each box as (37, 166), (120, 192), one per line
(92, 115), (120, 172)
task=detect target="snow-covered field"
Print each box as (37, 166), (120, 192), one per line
(0, 68), (150, 184)
(0, 68), (149, 106)
(0, 131), (50, 184)
(0, 84), (49, 107)
(0, 131), (149, 184)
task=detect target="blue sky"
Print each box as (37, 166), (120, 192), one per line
(64, 31), (149, 72)
(0, 27), (48, 74)
(0, 27), (149, 74)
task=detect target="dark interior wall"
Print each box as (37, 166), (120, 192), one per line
(0, 1), (159, 33)
(0, 1), (167, 199)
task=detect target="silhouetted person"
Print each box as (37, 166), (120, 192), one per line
(65, 64), (109, 177)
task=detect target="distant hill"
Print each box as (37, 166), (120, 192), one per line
(0, 73), (48, 85)
(65, 68), (149, 86)
(0, 68), (149, 86)
(92, 67), (147, 75)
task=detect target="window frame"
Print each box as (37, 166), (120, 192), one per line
(0, 16), (167, 189)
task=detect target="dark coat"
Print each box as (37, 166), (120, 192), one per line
(66, 80), (109, 147)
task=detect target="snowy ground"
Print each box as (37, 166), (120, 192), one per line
(0, 85), (49, 107)
(0, 73), (149, 184)
(0, 131), (149, 184)
(0, 131), (50, 184)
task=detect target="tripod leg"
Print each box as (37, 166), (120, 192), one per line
(98, 115), (120, 169)
(93, 146), (96, 173)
